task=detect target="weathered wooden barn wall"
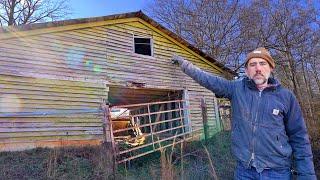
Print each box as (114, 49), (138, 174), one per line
(103, 20), (224, 136)
(0, 26), (109, 151)
(0, 15), (231, 151)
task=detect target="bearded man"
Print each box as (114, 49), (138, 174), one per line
(172, 47), (316, 180)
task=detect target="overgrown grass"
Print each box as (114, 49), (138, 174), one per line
(0, 132), (236, 180)
(0, 131), (318, 179)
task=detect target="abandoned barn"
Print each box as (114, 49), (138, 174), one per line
(0, 11), (235, 163)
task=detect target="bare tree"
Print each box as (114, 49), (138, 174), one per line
(146, 0), (248, 70)
(0, 0), (70, 26)
(147, 0), (320, 138)
(236, 0), (320, 137)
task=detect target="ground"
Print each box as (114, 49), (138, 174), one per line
(0, 131), (319, 179)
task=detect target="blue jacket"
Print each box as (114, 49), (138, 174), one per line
(180, 61), (316, 179)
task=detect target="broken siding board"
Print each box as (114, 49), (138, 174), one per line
(104, 69), (204, 89)
(104, 54), (212, 77)
(104, 71), (200, 90)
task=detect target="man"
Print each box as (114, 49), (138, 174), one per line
(172, 47), (316, 179)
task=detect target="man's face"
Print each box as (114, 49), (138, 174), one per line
(245, 58), (273, 85)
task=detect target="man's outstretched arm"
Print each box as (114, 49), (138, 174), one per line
(172, 55), (234, 99)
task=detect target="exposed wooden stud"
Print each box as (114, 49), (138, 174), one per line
(201, 98), (209, 144)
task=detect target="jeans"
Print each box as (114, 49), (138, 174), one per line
(234, 162), (292, 180)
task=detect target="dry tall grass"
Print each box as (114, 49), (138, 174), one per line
(46, 147), (59, 178)
(158, 134), (178, 180)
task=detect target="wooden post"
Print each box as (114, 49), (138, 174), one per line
(178, 101), (186, 140)
(182, 89), (191, 133)
(101, 100), (117, 179)
(167, 102), (173, 134)
(201, 98), (209, 144)
(147, 104), (156, 150)
(213, 97), (223, 132)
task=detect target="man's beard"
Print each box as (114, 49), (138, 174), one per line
(252, 74), (268, 85)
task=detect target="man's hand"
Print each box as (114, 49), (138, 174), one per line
(171, 54), (186, 66)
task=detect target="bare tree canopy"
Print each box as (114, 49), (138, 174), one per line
(0, 0), (70, 26)
(146, 0), (245, 69)
(146, 0), (320, 137)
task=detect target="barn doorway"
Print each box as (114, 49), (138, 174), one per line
(107, 86), (193, 164)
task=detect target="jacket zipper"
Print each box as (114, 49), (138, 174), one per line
(248, 90), (262, 167)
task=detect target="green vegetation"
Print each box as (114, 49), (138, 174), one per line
(0, 131), (319, 179)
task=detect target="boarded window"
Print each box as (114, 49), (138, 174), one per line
(134, 37), (152, 56)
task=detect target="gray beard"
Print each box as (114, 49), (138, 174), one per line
(253, 77), (267, 85)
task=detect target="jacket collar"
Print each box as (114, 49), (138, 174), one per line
(244, 77), (280, 91)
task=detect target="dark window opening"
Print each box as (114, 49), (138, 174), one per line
(134, 37), (152, 56)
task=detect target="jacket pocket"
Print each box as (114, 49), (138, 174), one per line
(261, 100), (286, 129)
(275, 133), (292, 157)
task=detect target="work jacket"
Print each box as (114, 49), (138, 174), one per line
(179, 61), (316, 179)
